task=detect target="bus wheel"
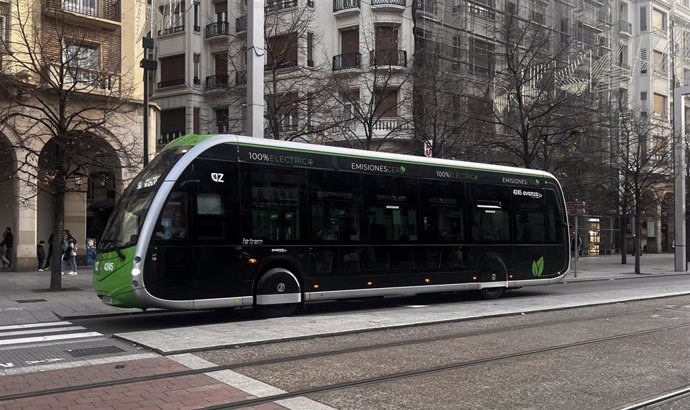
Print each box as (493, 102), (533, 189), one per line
(254, 267), (302, 318)
(479, 258), (507, 300)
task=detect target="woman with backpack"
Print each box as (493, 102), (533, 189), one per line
(61, 230), (78, 275)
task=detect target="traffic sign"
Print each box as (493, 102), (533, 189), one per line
(566, 200), (586, 215)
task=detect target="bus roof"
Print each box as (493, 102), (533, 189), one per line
(164, 134), (555, 180)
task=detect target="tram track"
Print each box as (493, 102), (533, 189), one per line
(200, 320), (690, 409)
(0, 305), (687, 404)
(617, 385), (690, 409)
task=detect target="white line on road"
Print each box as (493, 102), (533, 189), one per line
(0, 326), (86, 338)
(0, 332), (103, 346)
(0, 321), (72, 331)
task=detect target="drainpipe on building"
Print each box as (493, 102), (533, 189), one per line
(247, 0), (265, 138)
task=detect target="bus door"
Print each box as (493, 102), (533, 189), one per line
(148, 158), (241, 300)
(307, 170), (364, 281)
(362, 175), (419, 282)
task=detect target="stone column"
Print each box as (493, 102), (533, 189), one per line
(15, 149), (38, 271)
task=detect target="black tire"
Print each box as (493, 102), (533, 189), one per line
(256, 303), (301, 318)
(479, 258), (507, 300)
(254, 267), (302, 318)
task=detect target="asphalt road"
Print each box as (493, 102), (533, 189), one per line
(191, 295), (690, 409)
(71, 274), (690, 337)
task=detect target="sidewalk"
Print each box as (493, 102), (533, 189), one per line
(0, 253), (685, 326)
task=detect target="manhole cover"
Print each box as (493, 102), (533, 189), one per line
(66, 346), (125, 358)
(14, 299), (47, 303)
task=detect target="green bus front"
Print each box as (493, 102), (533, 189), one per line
(93, 144), (193, 308)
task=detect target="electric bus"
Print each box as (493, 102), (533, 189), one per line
(94, 134), (569, 316)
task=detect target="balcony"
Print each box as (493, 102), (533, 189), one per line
(158, 131), (184, 147)
(334, 0), (360, 16)
(265, 60), (298, 70)
(619, 20), (632, 35)
(206, 74), (229, 91)
(236, 16), (247, 33)
(266, 0), (298, 12)
(416, 0), (437, 19)
(158, 78), (185, 88)
(45, 0), (121, 30)
(158, 25), (185, 37)
(371, 0), (405, 11)
(369, 49), (407, 68)
(58, 66), (121, 95)
(333, 53), (361, 71)
(206, 21), (229, 39)
(466, 1), (495, 20)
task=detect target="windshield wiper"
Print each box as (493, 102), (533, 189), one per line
(98, 240), (126, 260)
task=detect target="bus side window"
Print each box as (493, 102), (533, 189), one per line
(308, 170), (362, 243)
(420, 179), (465, 243)
(242, 165), (305, 243)
(512, 188), (546, 244)
(155, 192), (188, 240)
(545, 190), (564, 243)
(363, 175), (418, 243)
(468, 185), (511, 243)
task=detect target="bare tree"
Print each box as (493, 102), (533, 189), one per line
(411, 36), (494, 159)
(471, 3), (603, 172)
(613, 111), (672, 273)
(0, 0), (141, 289)
(262, 2), (333, 141)
(323, 23), (414, 151)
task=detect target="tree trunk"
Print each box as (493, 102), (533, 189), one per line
(634, 205), (641, 274)
(619, 213), (627, 265)
(49, 190), (65, 290)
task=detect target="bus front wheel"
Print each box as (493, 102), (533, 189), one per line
(479, 258), (507, 300)
(254, 267), (302, 318)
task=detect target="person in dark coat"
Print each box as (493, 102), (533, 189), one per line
(0, 227), (13, 268)
(37, 240), (46, 271)
(43, 233), (54, 270)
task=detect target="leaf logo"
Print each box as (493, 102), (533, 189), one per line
(400, 165), (406, 173)
(531, 256), (545, 277)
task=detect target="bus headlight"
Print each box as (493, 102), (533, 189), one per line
(132, 268), (141, 276)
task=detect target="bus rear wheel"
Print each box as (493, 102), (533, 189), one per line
(254, 267), (302, 318)
(479, 258), (507, 300)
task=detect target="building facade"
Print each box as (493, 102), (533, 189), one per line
(0, 0), (149, 270)
(148, 0), (690, 254)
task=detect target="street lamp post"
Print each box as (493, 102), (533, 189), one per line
(140, 37), (157, 166)
(672, 86), (690, 271)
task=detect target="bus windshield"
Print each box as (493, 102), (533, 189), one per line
(98, 148), (188, 252)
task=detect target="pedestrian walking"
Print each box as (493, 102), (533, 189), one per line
(43, 233), (54, 270)
(61, 230), (78, 275)
(0, 227), (13, 268)
(569, 225), (582, 260)
(37, 240), (46, 271)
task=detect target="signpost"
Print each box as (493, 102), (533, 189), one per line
(566, 201), (586, 277)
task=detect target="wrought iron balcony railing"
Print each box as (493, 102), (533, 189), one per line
(369, 49), (407, 67)
(206, 21), (229, 38)
(206, 74), (229, 90)
(333, 53), (361, 71)
(333, 0), (360, 13)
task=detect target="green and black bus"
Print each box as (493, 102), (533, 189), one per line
(94, 134), (569, 316)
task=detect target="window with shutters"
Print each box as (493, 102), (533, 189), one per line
(653, 93), (667, 118)
(267, 33), (298, 69)
(159, 54), (186, 87)
(652, 8), (666, 30)
(374, 89), (398, 118)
